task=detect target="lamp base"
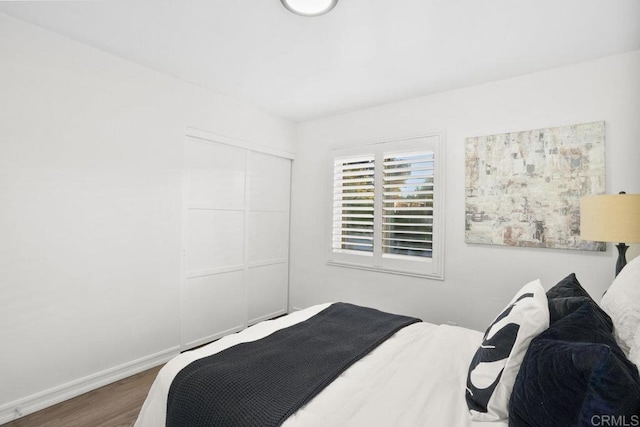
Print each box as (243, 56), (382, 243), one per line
(615, 243), (628, 277)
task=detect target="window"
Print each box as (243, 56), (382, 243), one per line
(328, 134), (444, 279)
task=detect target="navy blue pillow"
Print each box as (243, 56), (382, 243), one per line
(509, 302), (640, 427)
(546, 273), (596, 324)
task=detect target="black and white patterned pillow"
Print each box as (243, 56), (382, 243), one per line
(466, 279), (549, 421)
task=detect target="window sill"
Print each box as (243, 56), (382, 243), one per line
(326, 260), (444, 280)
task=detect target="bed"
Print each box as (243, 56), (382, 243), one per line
(135, 258), (640, 427)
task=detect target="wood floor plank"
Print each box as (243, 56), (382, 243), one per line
(2, 365), (163, 427)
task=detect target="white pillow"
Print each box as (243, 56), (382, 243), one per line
(466, 279), (549, 421)
(628, 324), (640, 368)
(601, 255), (640, 360)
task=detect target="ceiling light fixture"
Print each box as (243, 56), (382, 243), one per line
(281, 0), (338, 17)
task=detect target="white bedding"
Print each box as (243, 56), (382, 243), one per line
(136, 303), (508, 427)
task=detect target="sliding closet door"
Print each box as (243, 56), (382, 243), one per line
(182, 139), (247, 349)
(247, 152), (291, 324)
(181, 136), (291, 349)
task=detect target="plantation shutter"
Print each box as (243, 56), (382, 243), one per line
(382, 151), (434, 259)
(328, 134), (444, 279)
(332, 155), (375, 254)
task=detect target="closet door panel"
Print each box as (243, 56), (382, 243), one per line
(182, 138), (247, 349)
(247, 263), (288, 324)
(247, 152), (291, 322)
(248, 211), (289, 264)
(186, 210), (244, 273)
(181, 271), (245, 348)
(249, 153), (291, 212)
(185, 140), (246, 210)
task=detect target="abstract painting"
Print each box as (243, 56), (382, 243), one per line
(465, 121), (605, 251)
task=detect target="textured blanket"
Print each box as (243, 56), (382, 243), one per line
(166, 302), (421, 427)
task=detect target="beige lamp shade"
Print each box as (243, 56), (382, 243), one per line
(580, 194), (640, 243)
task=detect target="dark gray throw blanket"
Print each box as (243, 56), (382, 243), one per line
(166, 302), (421, 427)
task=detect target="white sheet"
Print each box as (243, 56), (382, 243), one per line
(135, 303), (508, 427)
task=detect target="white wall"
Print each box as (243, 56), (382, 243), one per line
(0, 13), (295, 421)
(290, 51), (640, 330)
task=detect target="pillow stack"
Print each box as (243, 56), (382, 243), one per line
(466, 271), (640, 425)
(509, 273), (640, 426)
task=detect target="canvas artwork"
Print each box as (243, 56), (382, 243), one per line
(465, 121), (605, 251)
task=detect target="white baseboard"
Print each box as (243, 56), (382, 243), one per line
(0, 346), (180, 424)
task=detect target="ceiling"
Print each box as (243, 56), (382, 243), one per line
(1, 0), (639, 122)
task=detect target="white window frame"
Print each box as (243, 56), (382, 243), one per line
(327, 134), (445, 279)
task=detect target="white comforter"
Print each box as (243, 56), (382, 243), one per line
(136, 303), (508, 427)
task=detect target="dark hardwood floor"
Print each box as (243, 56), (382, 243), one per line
(2, 365), (163, 427)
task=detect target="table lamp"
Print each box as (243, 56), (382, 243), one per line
(580, 192), (640, 276)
